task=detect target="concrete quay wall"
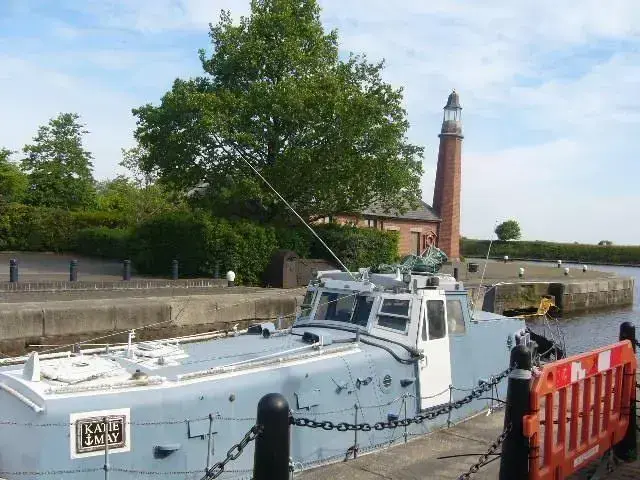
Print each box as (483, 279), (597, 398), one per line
(481, 277), (635, 315)
(0, 289), (303, 354)
(0, 278), (228, 293)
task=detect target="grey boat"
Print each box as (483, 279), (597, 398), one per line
(0, 269), (546, 479)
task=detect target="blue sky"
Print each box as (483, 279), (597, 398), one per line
(1, 1), (640, 244)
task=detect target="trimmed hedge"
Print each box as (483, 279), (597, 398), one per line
(462, 238), (640, 265)
(274, 224), (399, 269)
(129, 212), (278, 284)
(74, 227), (131, 259)
(129, 214), (399, 284)
(0, 201), (400, 285)
(0, 203), (130, 253)
(309, 224), (399, 271)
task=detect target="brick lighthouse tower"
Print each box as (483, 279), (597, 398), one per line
(433, 90), (463, 260)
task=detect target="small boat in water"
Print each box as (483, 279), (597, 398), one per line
(0, 266), (563, 479)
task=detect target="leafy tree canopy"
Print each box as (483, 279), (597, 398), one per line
(21, 113), (96, 209)
(120, 146), (158, 188)
(96, 175), (184, 224)
(0, 148), (28, 203)
(495, 219), (521, 241)
(133, 0), (423, 222)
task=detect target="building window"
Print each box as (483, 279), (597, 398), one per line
(366, 218), (378, 228)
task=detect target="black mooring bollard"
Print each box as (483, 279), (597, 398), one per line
(499, 345), (532, 480)
(122, 259), (131, 281)
(253, 393), (290, 480)
(69, 259), (78, 282)
(614, 322), (637, 461)
(171, 259), (179, 280)
(9, 259), (18, 283)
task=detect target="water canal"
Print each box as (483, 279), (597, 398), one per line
(525, 262), (639, 355)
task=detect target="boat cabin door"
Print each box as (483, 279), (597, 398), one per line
(416, 291), (452, 410)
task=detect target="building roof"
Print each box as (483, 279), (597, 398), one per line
(362, 200), (441, 222)
(445, 89), (462, 109)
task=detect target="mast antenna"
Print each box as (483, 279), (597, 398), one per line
(236, 153), (356, 280)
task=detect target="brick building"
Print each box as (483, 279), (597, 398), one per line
(331, 202), (441, 256)
(329, 90), (464, 259)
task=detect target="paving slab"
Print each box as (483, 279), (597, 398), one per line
(297, 412), (505, 480)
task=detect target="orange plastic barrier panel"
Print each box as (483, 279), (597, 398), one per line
(523, 340), (636, 479)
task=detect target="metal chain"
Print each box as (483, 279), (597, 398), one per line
(201, 424), (263, 480)
(291, 368), (511, 432)
(457, 422), (511, 480)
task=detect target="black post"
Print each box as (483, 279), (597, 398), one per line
(614, 322), (637, 461)
(171, 260), (179, 280)
(453, 267), (459, 281)
(69, 259), (78, 282)
(9, 259), (18, 283)
(253, 393), (290, 480)
(122, 260), (131, 281)
(499, 345), (532, 480)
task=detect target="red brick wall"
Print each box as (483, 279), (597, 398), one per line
(432, 134), (462, 260)
(334, 215), (439, 257)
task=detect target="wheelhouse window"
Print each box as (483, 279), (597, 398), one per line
(351, 295), (374, 327)
(422, 300), (446, 340)
(376, 298), (411, 333)
(314, 292), (355, 322)
(300, 290), (315, 317)
(446, 299), (466, 334)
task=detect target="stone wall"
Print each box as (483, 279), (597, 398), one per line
(0, 290), (303, 355)
(481, 278), (635, 315)
(0, 278), (228, 293)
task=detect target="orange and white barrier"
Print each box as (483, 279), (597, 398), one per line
(523, 341), (636, 479)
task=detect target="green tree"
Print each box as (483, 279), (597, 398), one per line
(96, 175), (183, 223)
(0, 148), (28, 203)
(133, 0), (423, 222)
(21, 113), (96, 209)
(119, 146), (157, 187)
(495, 220), (521, 241)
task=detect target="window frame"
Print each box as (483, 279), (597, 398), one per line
(300, 289), (317, 318)
(350, 294), (375, 327)
(445, 298), (466, 335)
(313, 290), (357, 323)
(422, 298), (447, 341)
(375, 297), (412, 335)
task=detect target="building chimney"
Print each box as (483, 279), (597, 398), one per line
(432, 90), (463, 261)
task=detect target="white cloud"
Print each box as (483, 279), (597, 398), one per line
(0, 53), (137, 179)
(73, 0), (250, 32)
